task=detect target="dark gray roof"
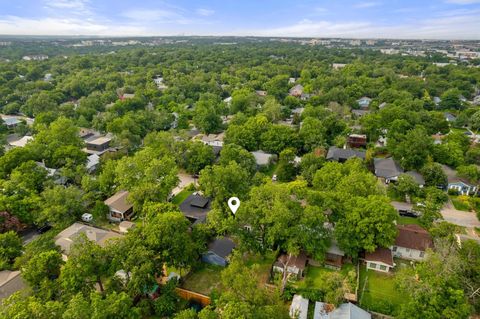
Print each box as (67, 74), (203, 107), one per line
(441, 164), (474, 186)
(444, 112), (457, 122)
(326, 146), (366, 162)
(208, 237), (235, 258)
(374, 158), (403, 178)
(179, 194), (211, 220)
(405, 171), (425, 185)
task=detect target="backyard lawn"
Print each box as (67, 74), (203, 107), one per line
(181, 264), (224, 295)
(244, 251), (277, 285)
(297, 264), (356, 291)
(450, 195), (471, 212)
(171, 189), (194, 205)
(397, 216), (422, 226)
(358, 265), (406, 315)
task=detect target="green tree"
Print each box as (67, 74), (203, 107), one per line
(421, 162), (448, 188)
(0, 231), (22, 270)
(181, 142), (215, 174)
(335, 196), (397, 256)
(218, 144), (257, 177)
(199, 162), (250, 206)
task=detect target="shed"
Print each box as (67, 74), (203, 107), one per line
(202, 237), (236, 267)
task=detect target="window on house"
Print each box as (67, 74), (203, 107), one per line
(419, 251), (425, 258)
(369, 262), (377, 269)
(392, 246), (397, 252)
(379, 265), (387, 271)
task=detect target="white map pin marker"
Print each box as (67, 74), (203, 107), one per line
(228, 197), (240, 214)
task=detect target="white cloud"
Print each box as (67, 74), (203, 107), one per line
(445, 0), (480, 4)
(240, 11), (480, 40)
(0, 15), (149, 36)
(354, 1), (381, 8)
(122, 9), (183, 22)
(196, 8), (215, 16)
(43, 0), (92, 15)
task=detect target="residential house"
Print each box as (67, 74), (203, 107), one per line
(86, 154), (100, 173)
(301, 93), (312, 101)
(404, 171), (425, 187)
(153, 76), (168, 90)
(199, 132), (225, 147)
(7, 135), (33, 148)
(291, 107), (305, 118)
(44, 73), (53, 82)
(473, 95), (480, 106)
(179, 193), (211, 224)
(251, 150), (277, 167)
(332, 63), (347, 70)
(2, 117), (21, 129)
(351, 109), (370, 117)
(85, 135), (112, 155)
(378, 102), (387, 109)
(202, 237), (236, 267)
(104, 190), (134, 222)
(442, 164), (478, 195)
(347, 134), (367, 148)
(444, 112), (457, 122)
(374, 157), (403, 183)
(0, 270), (27, 300)
(375, 135), (387, 147)
(289, 84), (304, 97)
(36, 162), (67, 185)
(54, 222), (123, 260)
(314, 302), (371, 319)
(357, 97), (372, 109)
(364, 247), (394, 273)
(22, 54), (48, 61)
(329, 303), (371, 319)
(273, 252), (308, 279)
(223, 96), (232, 105)
(326, 146), (366, 163)
(393, 224), (433, 261)
(290, 295), (309, 319)
(255, 90), (267, 97)
(121, 93), (135, 100)
(79, 128), (98, 140)
(325, 241), (345, 269)
(433, 96), (442, 106)
(119, 221), (136, 234)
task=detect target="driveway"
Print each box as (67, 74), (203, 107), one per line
(171, 172), (196, 197)
(440, 207), (480, 228)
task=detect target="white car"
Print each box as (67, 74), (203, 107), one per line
(81, 213), (93, 223)
(272, 174), (277, 182)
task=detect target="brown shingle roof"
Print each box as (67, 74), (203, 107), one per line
(104, 190), (133, 213)
(395, 224), (433, 251)
(274, 251), (308, 270)
(365, 248), (393, 266)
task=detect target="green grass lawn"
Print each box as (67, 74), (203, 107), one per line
(181, 264), (224, 295)
(298, 264), (356, 291)
(244, 251), (277, 284)
(450, 196), (471, 211)
(397, 216), (422, 226)
(171, 189), (194, 205)
(358, 265), (406, 316)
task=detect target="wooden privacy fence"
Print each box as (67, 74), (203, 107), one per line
(175, 288), (211, 307)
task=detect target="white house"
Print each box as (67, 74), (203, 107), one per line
(357, 97), (372, 109)
(393, 224), (433, 261)
(104, 190), (134, 222)
(364, 247), (394, 273)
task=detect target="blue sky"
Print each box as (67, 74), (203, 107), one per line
(0, 0), (479, 39)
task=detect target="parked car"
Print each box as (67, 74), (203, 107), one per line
(82, 213), (93, 222)
(36, 223), (52, 234)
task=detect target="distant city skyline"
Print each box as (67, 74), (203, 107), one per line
(0, 0), (479, 39)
